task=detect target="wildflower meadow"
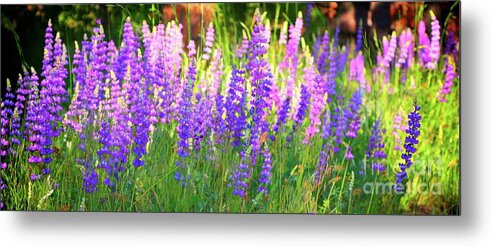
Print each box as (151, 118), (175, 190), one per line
(0, 3), (460, 214)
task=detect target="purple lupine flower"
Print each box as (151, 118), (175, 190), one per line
(444, 31), (458, 64)
(326, 36), (338, 99)
(276, 13), (303, 133)
(345, 146), (354, 160)
(232, 150), (251, 197)
(116, 17), (139, 82)
(349, 52), (368, 92)
(258, 145), (272, 194)
(175, 57), (196, 186)
(25, 71), (44, 167)
(314, 144), (329, 185)
(316, 31), (330, 73)
(247, 9), (274, 165)
(159, 21), (184, 124)
(11, 70), (31, 143)
(208, 49), (226, 145)
(303, 71), (324, 144)
(132, 84), (151, 167)
(236, 32), (249, 58)
(395, 103), (421, 192)
(380, 31), (397, 69)
(418, 20), (431, 67)
(366, 118), (387, 172)
(63, 41), (87, 132)
(354, 20), (363, 55)
(305, 3), (314, 30)
(38, 29), (68, 169)
(392, 112), (407, 151)
(272, 97), (290, 135)
(192, 93), (213, 151)
(346, 116), (360, 138)
(98, 71), (132, 188)
(396, 28), (412, 69)
(294, 84), (311, 130)
(225, 66), (247, 146)
(278, 21), (288, 45)
(344, 90), (363, 139)
(1, 79), (15, 169)
(439, 56), (456, 102)
(337, 43), (349, 74)
(427, 10), (441, 69)
(0, 175), (5, 209)
(202, 23), (215, 60)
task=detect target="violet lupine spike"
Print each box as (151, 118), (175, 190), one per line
(276, 13), (303, 132)
(439, 56), (456, 103)
(202, 23), (215, 61)
(392, 112), (407, 151)
(427, 11), (441, 70)
(99, 71), (132, 188)
(210, 50), (226, 145)
(63, 42), (86, 132)
(192, 93), (213, 151)
(396, 28), (412, 69)
(312, 35), (322, 64)
(293, 50), (317, 133)
(187, 40), (196, 58)
(354, 20), (363, 55)
(314, 144), (329, 185)
(444, 31), (458, 64)
(273, 97), (290, 135)
(380, 31), (397, 69)
(1, 79), (15, 169)
(287, 83), (311, 142)
(236, 32), (249, 58)
(395, 103), (421, 192)
(38, 27), (68, 173)
(366, 118), (387, 172)
(304, 73), (325, 144)
(225, 66), (247, 147)
(345, 146), (354, 160)
(278, 21), (288, 45)
(10, 70), (30, 150)
(13, 70), (30, 128)
(116, 17), (139, 82)
(349, 52), (368, 92)
(159, 21), (184, 124)
(175, 58), (196, 186)
(0, 175), (5, 209)
(41, 19), (54, 77)
(326, 39), (338, 100)
(317, 31), (330, 74)
(247, 9), (274, 165)
(132, 86), (151, 167)
(305, 3), (314, 30)
(418, 20), (431, 68)
(258, 145), (272, 194)
(232, 150), (251, 197)
(25, 72), (44, 174)
(336, 44), (349, 74)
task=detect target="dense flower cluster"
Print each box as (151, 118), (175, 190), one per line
(395, 103), (422, 192)
(0, 7), (456, 210)
(366, 118), (387, 172)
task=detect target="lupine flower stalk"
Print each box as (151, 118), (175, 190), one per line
(247, 9), (274, 165)
(225, 66), (247, 146)
(427, 11), (441, 69)
(395, 103), (421, 192)
(202, 23), (215, 60)
(1, 79), (15, 169)
(366, 118), (387, 171)
(258, 145), (272, 194)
